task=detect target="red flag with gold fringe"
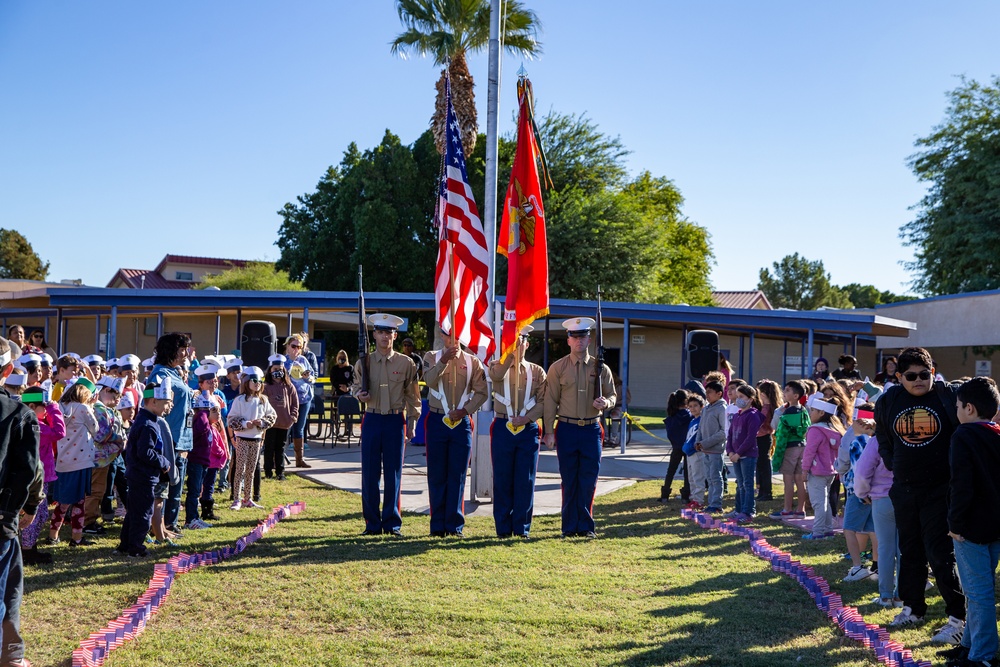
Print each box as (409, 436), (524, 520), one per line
(498, 77), (549, 362)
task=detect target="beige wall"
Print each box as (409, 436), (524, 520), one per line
(877, 293), (1000, 349)
(593, 327), (878, 411)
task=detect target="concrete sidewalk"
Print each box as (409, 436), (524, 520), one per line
(295, 424), (679, 518)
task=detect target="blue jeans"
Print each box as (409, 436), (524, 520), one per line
(954, 538), (1000, 661)
(291, 397), (311, 439)
(185, 462), (218, 524)
(705, 453), (725, 509)
(0, 536), (25, 664)
(164, 453), (188, 528)
(733, 456), (757, 516)
(871, 497), (899, 600)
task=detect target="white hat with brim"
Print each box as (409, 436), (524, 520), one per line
(562, 317), (596, 337)
(5, 372), (27, 387)
(807, 395), (838, 415)
(97, 376), (126, 393)
(242, 366), (264, 381)
(195, 364), (223, 378)
(224, 357), (244, 372)
(369, 313), (404, 331)
(84, 354), (105, 366)
(267, 354), (287, 365)
(118, 354), (142, 371)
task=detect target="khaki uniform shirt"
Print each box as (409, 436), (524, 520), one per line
(422, 349), (488, 415)
(351, 349), (421, 417)
(488, 357), (546, 421)
(543, 352), (617, 429)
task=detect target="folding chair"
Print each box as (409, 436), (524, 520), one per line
(335, 395), (363, 447)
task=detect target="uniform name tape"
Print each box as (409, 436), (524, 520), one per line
(71, 501), (306, 667)
(680, 508), (931, 667)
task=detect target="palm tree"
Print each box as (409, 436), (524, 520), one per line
(391, 0), (541, 155)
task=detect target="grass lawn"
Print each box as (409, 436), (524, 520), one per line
(23, 477), (948, 666)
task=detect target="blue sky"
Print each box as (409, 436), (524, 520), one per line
(2, 1), (997, 296)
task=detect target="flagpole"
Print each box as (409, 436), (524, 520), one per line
(472, 0), (502, 502)
(447, 242), (458, 410)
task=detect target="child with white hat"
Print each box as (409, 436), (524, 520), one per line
(226, 366), (276, 510)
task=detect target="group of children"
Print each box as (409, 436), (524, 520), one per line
(8, 347), (297, 561)
(665, 351), (1000, 666)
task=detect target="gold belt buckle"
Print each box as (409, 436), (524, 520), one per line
(576, 419), (586, 426)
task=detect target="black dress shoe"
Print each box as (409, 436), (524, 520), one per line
(561, 532), (578, 538)
(360, 529), (382, 536)
(583, 531), (597, 540)
(497, 533), (513, 539)
(430, 530), (446, 537)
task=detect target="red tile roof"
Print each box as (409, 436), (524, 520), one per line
(108, 269), (193, 290)
(712, 290), (773, 310)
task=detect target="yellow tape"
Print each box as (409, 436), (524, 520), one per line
(622, 412), (672, 443)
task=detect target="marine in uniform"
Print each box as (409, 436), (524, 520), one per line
(542, 317), (617, 538)
(422, 329), (488, 537)
(489, 326), (546, 539)
(352, 314), (421, 537)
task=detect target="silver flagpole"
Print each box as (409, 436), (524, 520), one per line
(472, 0), (502, 502)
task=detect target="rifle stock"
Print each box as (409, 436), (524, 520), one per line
(358, 265), (370, 394)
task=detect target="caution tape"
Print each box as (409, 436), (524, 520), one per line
(622, 412), (672, 443)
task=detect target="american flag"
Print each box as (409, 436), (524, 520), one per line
(434, 76), (496, 362)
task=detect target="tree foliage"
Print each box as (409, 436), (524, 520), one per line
(197, 261), (305, 291)
(757, 254), (852, 310)
(904, 75), (1000, 295)
(391, 0), (541, 154)
(0, 229), (49, 280)
(757, 254), (908, 310)
(838, 283), (909, 309)
(276, 113), (715, 306)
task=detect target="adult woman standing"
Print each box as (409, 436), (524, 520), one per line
(755, 380), (782, 501)
(329, 350), (354, 439)
(660, 389), (692, 503)
(284, 334), (314, 467)
(262, 355), (299, 479)
(27, 329), (57, 358)
(874, 356), (897, 387)
(6, 325), (25, 359)
(833, 354), (863, 381)
(812, 358), (833, 384)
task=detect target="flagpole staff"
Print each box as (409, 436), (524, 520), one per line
(448, 240), (459, 410)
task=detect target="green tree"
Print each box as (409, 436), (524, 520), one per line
(276, 130), (439, 293)
(390, 0), (541, 155)
(904, 75), (1000, 295)
(197, 261), (305, 291)
(0, 229), (49, 280)
(838, 283), (910, 309)
(757, 253), (853, 310)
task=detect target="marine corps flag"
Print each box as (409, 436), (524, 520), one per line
(498, 76), (549, 362)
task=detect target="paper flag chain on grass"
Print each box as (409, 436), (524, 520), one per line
(71, 501), (306, 667)
(681, 509), (932, 667)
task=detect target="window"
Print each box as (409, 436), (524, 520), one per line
(175, 271), (194, 281)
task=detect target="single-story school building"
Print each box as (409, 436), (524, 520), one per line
(0, 255), (926, 411)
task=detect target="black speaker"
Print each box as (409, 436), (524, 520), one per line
(241, 320), (276, 370)
(687, 329), (720, 380)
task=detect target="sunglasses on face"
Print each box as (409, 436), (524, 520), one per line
(248, 378), (261, 384)
(289, 344), (301, 349)
(902, 370), (932, 382)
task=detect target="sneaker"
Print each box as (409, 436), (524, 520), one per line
(872, 596), (904, 608)
(769, 510), (794, 519)
(705, 506), (723, 514)
(195, 518), (213, 528)
(931, 616), (965, 645)
(791, 511), (806, 518)
(736, 514), (754, 525)
(888, 606), (924, 628)
(82, 523), (106, 535)
(127, 549), (150, 559)
(684, 500), (703, 510)
(229, 501), (242, 511)
(844, 565), (873, 582)
(244, 500), (264, 509)
(802, 532), (835, 540)
(938, 644), (968, 660)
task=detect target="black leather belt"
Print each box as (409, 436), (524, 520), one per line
(558, 416), (599, 426)
(365, 409), (403, 415)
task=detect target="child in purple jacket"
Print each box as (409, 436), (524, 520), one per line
(726, 385), (767, 524)
(854, 433), (899, 607)
(20, 387), (65, 565)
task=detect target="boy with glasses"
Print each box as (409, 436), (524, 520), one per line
(877, 347), (966, 644)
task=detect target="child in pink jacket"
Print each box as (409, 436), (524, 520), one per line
(802, 396), (846, 540)
(20, 387), (66, 564)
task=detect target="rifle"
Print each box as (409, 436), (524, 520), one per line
(358, 265), (370, 394)
(594, 285), (605, 401)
